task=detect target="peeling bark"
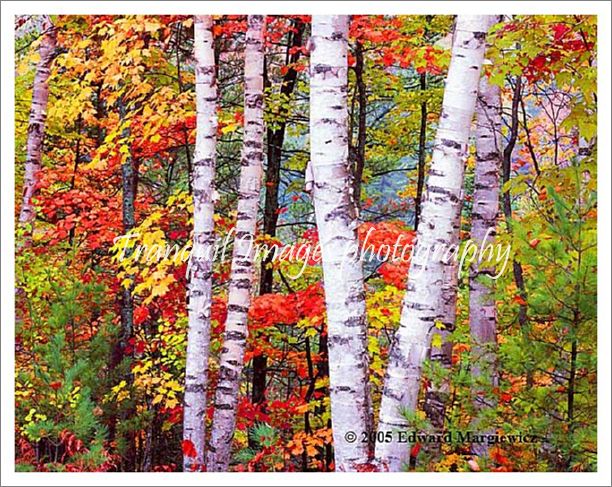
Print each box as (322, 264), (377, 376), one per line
(375, 15), (493, 472)
(183, 15), (218, 472)
(207, 15), (265, 472)
(310, 15), (372, 471)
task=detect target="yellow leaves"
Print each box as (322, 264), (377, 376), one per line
(112, 380), (127, 394)
(431, 332), (443, 349)
(142, 104), (154, 119)
(132, 360), (151, 375)
(144, 274), (175, 304)
(221, 123), (239, 134)
(314, 376), (329, 391)
(167, 190), (193, 210)
(398, 183), (417, 199)
(366, 285), (403, 329)
(141, 227), (165, 248)
(144, 19), (161, 33)
(304, 327), (318, 338)
(150, 378), (183, 408)
(109, 380), (130, 403)
(77, 38), (91, 50)
(166, 380), (182, 392)
(25, 408), (39, 422)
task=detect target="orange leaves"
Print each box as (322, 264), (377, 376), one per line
(452, 342), (470, 365)
(287, 428), (332, 460)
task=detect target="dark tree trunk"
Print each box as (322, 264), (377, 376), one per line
(414, 72), (427, 230)
(351, 40), (367, 209)
(501, 77), (532, 387)
(109, 97), (138, 471)
(252, 18), (306, 408)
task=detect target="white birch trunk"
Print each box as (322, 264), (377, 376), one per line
(183, 15), (218, 472)
(207, 15), (265, 472)
(375, 15), (493, 472)
(19, 15), (56, 227)
(469, 75), (502, 457)
(310, 15), (372, 471)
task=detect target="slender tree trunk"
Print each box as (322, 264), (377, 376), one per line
(183, 15), (218, 472)
(375, 16), (492, 472)
(414, 15), (433, 230)
(351, 40), (367, 209)
(19, 16), (56, 232)
(108, 96), (139, 470)
(252, 18), (305, 411)
(310, 15), (372, 471)
(414, 72), (428, 231)
(501, 76), (533, 387)
(469, 75), (503, 457)
(118, 99), (136, 362)
(207, 15), (265, 472)
(175, 23), (194, 193)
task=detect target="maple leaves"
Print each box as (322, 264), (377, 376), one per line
(350, 15), (451, 74)
(287, 427), (332, 464)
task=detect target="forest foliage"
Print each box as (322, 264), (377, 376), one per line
(14, 14), (597, 472)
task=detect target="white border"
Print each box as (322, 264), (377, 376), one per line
(1, 2), (610, 486)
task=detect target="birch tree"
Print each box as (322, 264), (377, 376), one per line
(375, 15), (493, 472)
(469, 64), (503, 459)
(19, 15), (56, 228)
(183, 15), (218, 472)
(207, 15), (265, 472)
(310, 15), (372, 471)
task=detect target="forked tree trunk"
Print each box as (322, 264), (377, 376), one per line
(469, 74), (502, 457)
(207, 15), (265, 472)
(19, 15), (56, 229)
(310, 15), (372, 471)
(375, 15), (492, 472)
(183, 15), (218, 472)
